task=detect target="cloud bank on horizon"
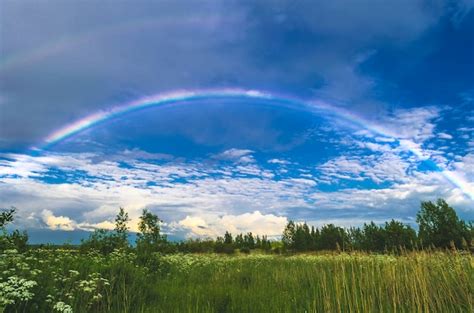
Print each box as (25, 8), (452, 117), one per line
(0, 0), (473, 242)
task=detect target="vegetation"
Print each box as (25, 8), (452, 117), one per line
(0, 207), (28, 253)
(0, 199), (473, 312)
(1, 249), (472, 313)
(417, 199), (472, 249)
(281, 199), (471, 253)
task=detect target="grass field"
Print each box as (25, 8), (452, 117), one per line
(1, 249), (473, 313)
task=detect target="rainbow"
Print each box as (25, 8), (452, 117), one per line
(37, 88), (473, 200)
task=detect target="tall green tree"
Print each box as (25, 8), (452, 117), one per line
(319, 224), (347, 251)
(361, 222), (386, 252)
(416, 199), (469, 249)
(347, 227), (363, 251)
(234, 233), (244, 248)
(384, 219), (417, 251)
(114, 207), (130, 247)
(293, 223), (312, 251)
(136, 209), (167, 253)
(282, 221), (296, 249)
(243, 232), (255, 249)
(310, 226), (321, 250)
(224, 231), (233, 245)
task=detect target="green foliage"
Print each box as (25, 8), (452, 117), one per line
(293, 222), (312, 251)
(243, 232), (255, 249)
(1, 198), (474, 312)
(80, 229), (122, 255)
(0, 207), (28, 253)
(282, 220), (295, 250)
(1, 250), (472, 313)
(384, 219), (417, 251)
(136, 209), (167, 260)
(214, 240), (235, 254)
(360, 222), (386, 252)
(281, 199), (471, 253)
(0, 208), (15, 228)
(80, 207), (132, 255)
(319, 224), (348, 251)
(176, 238), (215, 253)
(8, 230), (28, 253)
(224, 231), (233, 245)
(417, 199), (471, 249)
(234, 233), (244, 248)
(114, 207), (130, 248)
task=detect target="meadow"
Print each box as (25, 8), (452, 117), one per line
(1, 248), (472, 313)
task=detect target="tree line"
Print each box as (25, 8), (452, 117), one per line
(282, 199), (472, 252)
(1, 199), (473, 256)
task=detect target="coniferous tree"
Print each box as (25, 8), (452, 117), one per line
(260, 235), (271, 251)
(310, 226), (321, 250)
(235, 233), (244, 249)
(224, 231), (233, 245)
(319, 224), (347, 251)
(293, 223), (312, 251)
(244, 232), (255, 249)
(282, 221), (296, 250)
(347, 226), (363, 251)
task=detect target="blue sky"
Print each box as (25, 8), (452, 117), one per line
(0, 1), (473, 243)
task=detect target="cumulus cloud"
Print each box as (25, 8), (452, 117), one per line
(41, 209), (76, 231)
(177, 211), (287, 238)
(41, 208), (118, 232)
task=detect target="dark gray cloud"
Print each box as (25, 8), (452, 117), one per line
(0, 0), (471, 150)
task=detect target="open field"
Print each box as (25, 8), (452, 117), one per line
(1, 249), (472, 313)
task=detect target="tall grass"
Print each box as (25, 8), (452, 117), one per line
(1, 249), (472, 312)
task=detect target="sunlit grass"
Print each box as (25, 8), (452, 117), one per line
(1, 249), (472, 312)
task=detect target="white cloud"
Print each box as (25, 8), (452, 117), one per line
(286, 178), (317, 187)
(358, 141), (392, 153)
(1, 149), (473, 238)
(438, 132), (453, 140)
(376, 106), (441, 144)
(374, 137), (396, 143)
(213, 148), (255, 163)
(42, 209), (119, 232)
(177, 211), (287, 237)
(267, 158), (290, 165)
(78, 220), (115, 231)
(317, 152), (410, 184)
(0, 152), (314, 233)
(41, 209), (76, 231)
